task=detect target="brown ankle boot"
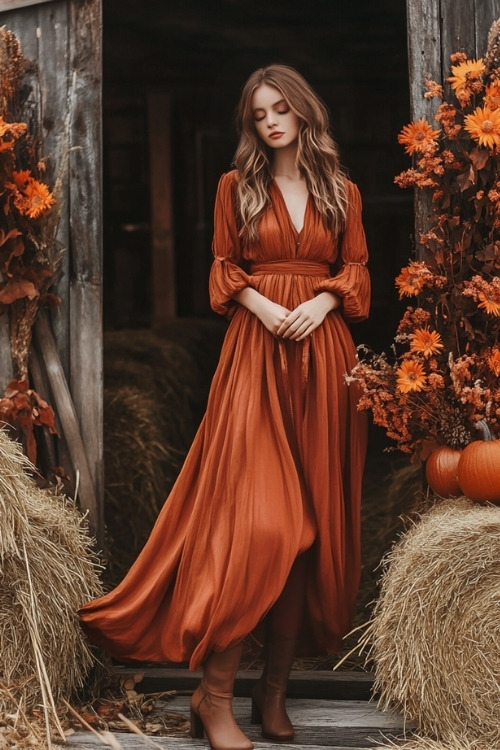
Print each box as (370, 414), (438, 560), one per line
(250, 635), (296, 741)
(190, 644), (253, 750)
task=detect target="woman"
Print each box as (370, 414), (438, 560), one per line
(80, 64), (370, 750)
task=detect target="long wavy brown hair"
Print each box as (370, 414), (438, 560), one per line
(234, 64), (348, 242)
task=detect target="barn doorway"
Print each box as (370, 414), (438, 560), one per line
(102, 0), (412, 351)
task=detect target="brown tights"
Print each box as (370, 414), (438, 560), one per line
(267, 550), (310, 639)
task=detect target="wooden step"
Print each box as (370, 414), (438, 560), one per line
(113, 666), (375, 702)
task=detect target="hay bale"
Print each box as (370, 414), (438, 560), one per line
(103, 384), (186, 583)
(0, 428), (103, 715)
(102, 329), (209, 583)
(371, 498), (500, 748)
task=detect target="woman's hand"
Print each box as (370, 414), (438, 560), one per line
(234, 287), (291, 336)
(277, 292), (341, 341)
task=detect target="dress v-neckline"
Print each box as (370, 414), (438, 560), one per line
(271, 179), (309, 236)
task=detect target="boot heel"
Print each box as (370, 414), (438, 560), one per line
(250, 696), (262, 725)
(190, 708), (205, 739)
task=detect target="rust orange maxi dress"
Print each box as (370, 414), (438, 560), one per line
(79, 170), (370, 669)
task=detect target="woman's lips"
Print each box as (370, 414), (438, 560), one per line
(269, 132), (284, 139)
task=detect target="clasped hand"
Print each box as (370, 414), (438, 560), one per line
(258, 293), (340, 342)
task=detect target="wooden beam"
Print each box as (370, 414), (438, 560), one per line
(148, 91), (176, 324)
(0, 0), (54, 9)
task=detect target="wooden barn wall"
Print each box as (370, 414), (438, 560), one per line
(407, 0), (500, 243)
(0, 0), (103, 539)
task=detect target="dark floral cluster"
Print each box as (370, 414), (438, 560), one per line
(349, 21), (500, 457)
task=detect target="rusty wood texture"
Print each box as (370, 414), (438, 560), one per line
(406, 0), (500, 252)
(0, 0), (103, 543)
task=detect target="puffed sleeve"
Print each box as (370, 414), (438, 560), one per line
(209, 171), (254, 318)
(314, 181), (370, 323)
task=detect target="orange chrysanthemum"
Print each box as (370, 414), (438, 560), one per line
(396, 360), (427, 394)
(410, 327), (444, 357)
(488, 348), (500, 376)
(14, 179), (55, 219)
(485, 81), (500, 111)
(464, 105), (500, 149)
(447, 58), (486, 97)
(395, 261), (428, 298)
(477, 291), (500, 316)
(397, 119), (441, 156)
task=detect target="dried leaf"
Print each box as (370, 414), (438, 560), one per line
(469, 146), (490, 169)
(0, 278), (38, 304)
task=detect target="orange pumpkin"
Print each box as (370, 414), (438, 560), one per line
(457, 420), (500, 504)
(425, 445), (462, 497)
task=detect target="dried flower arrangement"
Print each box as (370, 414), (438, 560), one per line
(0, 27), (62, 463)
(349, 20), (500, 459)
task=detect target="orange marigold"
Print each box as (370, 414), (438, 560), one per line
(13, 178), (55, 219)
(464, 105), (500, 149)
(397, 119), (441, 156)
(396, 359), (427, 394)
(410, 327), (444, 357)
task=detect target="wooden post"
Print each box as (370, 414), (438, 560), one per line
(406, 0), (500, 250)
(147, 91), (176, 325)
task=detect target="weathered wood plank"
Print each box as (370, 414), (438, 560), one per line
(440, 0), (476, 62)
(148, 91), (176, 324)
(0, 0), (55, 10)
(405, 0), (441, 249)
(33, 312), (99, 532)
(36, 0), (72, 380)
(113, 667), (374, 702)
(474, 0), (500, 55)
(68, 0), (104, 542)
(65, 696), (410, 749)
(406, 0), (500, 256)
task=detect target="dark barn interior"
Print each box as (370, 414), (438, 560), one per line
(102, 0), (413, 351)
(99, 0), (418, 586)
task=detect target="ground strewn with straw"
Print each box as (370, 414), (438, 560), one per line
(0, 428), (104, 745)
(369, 498), (500, 749)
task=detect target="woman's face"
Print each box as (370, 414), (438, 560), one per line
(251, 83), (300, 150)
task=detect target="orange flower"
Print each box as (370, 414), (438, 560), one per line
(477, 291), (500, 316)
(485, 81), (500, 111)
(397, 119), (441, 156)
(395, 261), (428, 298)
(396, 360), (427, 393)
(447, 58), (485, 100)
(410, 328), (444, 357)
(13, 178), (55, 219)
(488, 348), (500, 376)
(464, 105), (500, 149)
(12, 170), (32, 188)
(424, 80), (443, 99)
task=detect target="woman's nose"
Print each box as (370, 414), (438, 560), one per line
(266, 111), (278, 127)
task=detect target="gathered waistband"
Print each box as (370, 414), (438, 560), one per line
(250, 260), (330, 276)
